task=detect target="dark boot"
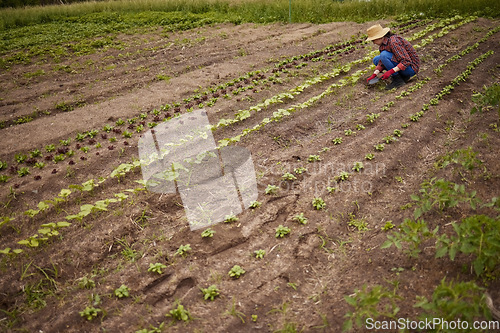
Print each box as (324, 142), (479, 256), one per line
(385, 74), (405, 90)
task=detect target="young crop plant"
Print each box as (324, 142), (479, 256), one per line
(148, 263), (167, 275)
(293, 213), (308, 225)
(308, 155), (321, 162)
(352, 162), (364, 172)
(78, 276), (96, 289)
(294, 167), (307, 174)
(265, 184), (279, 195)
(275, 225), (291, 238)
(332, 137), (343, 145)
(79, 305), (102, 321)
(336, 171), (350, 182)
(201, 228), (215, 238)
(356, 124), (366, 131)
(348, 213), (369, 232)
(344, 129), (354, 136)
(114, 285), (130, 298)
(374, 143), (385, 152)
(366, 113), (380, 124)
(175, 244), (192, 257)
(383, 135), (395, 144)
(167, 301), (192, 322)
(201, 285), (220, 301)
(393, 129), (403, 137)
(249, 201), (261, 209)
(17, 167), (30, 177)
(312, 197), (326, 210)
(282, 172), (297, 181)
(365, 153), (375, 160)
(228, 265), (246, 279)
(254, 249), (266, 259)
(224, 213), (239, 223)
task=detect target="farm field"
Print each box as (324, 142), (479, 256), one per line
(1, 9), (500, 333)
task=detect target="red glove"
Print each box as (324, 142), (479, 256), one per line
(366, 73), (377, 83)
(381, 68), (396, 80)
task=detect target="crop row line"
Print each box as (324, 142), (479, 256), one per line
(0, 16), (479, 235)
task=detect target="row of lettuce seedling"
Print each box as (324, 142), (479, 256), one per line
(0, 16), (483, 255)
(0, 17), (445, 187)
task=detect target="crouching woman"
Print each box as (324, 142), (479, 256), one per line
(366, 24), (420, 90)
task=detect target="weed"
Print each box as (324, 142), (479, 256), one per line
(381, 218), (438, 258)
(225, 298), (246, 323)
(343, 283), (400, 332)
(415, 279), (492, 326)
(78, 276), (96, 289)
(436, 214), (500, 276)
(347, 213), (368, 232)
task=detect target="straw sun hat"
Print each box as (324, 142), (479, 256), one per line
(366, 24), (390, 41)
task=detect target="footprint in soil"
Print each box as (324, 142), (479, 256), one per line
(149, 276), (197, 307)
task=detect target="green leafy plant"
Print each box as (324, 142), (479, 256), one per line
(148, 263), (167, 275)
(228, 265), (246, 279)
(201, 228), (215, 238)
(224, 213), (239, 223)
(436, 214), (500, 276)
(282, 172), (297, 181)
(312, 197), (326, 210)
(294, 167), (307, 174)
(308, 155), (321, 162)
(336, 171), (350, 181)
(365, 153), (374, 160)
(249, 201), (261, 209)
(343, 283), (400, 332)
(79, 306), (101, 321)
(411, 178), (479, 219)
(381, 218), (438, 258)
(374, 143), (385, 152)
(254, 249), (266, 259)
(201, 285), (220, 301)
(114, 284), (130, 298)
(332, 137), (343, 145)
(293, 213), (308, 225)
(352, 162), (364, 172)
(275, 225), (291, 238)
(175, 244), (192, 257)
(167, 301), (192, 322)
(265, 184), (279, 195)
(414, 279), (492, 329)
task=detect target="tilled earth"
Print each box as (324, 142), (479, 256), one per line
(0, 17), (499, 333)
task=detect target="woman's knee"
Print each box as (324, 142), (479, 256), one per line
(379, 50), (393, 61)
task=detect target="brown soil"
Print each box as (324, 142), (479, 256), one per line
(0, 17), (499, 333)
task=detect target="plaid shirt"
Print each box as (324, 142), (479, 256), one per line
(379, 35), (420, 73)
